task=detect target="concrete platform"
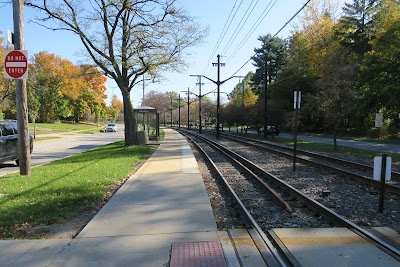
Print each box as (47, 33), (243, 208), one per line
(0, 129), (221, 267)
(270, 227), (400, 267)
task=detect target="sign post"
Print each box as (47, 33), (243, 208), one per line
(293, 90), (301, 172)
(375, 113), (383, 140)
(373, 154), (392, 213)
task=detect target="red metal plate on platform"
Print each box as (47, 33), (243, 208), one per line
(170, 241), (227, 267)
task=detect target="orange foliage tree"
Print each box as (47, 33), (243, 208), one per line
(28, 52), (107, 122)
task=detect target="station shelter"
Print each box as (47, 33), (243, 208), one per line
(133, 106), (160, 143)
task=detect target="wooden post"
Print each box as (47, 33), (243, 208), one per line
(13, 0), (31, 175)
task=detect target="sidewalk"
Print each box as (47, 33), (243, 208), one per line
(0, 129), (220, 266)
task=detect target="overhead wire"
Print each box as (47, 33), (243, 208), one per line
(226, 0), (277, 64)
(220, 0), (259, 56)
(228, 0), (312, 78)
(202, 0), (242, 76)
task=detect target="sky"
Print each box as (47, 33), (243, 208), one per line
(0, 0), (345, 108)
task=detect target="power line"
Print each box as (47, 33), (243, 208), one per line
(202, 0), (242, 76)
(220, 0), (259, 56)
(228, 0), (312, 78)
(226, 0), (277, 64)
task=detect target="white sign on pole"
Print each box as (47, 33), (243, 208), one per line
(375, 113), (383, 128)
(293, 91), (301, 109)
(373, 156), (392, 181)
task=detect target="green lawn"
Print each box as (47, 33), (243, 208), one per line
(0, 141), (155, 239)
(29, 122), (103, 135)
(273, 136), (400, 162)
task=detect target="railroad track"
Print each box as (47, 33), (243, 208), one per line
(178, 129), (400, 266)
(213, 131), (400, 195)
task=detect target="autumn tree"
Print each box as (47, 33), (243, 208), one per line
(229, 72), (258, 107)
(143, 90), (170, 114)
(27, 0), (207, 145)
(108, 95), (123, 122)
(360, 0), (400, 133)
(72, 65), (108, 122)
(28, 52), (107, 122)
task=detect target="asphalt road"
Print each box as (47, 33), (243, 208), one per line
(0, 128), (124, 177)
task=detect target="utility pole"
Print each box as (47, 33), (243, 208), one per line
(186, 87), (190, 129)
(170, 97), (173, 127)
(142, 75), (145, 106)
(202, 55), (238, 138)
(263, 59), (269, 139)
(13, 0), (30, 175)
(175, 95), (182, 128)
(181, 88), (198, 130)
(233, 76), (245, 132)
(215, 55), (222, 138)
(190, 75), (205, 134)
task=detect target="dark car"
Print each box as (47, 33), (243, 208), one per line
(0, 120), (33, 165)
(259, 125), (280, 135)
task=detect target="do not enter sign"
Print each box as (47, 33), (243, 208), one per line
(4, 50), (28, 79)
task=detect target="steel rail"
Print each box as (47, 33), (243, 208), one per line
(218, 132), (400, 195)
(182, 129), (400, 261)
(180, 131), (290, 267)
(219, 131), (400, 180)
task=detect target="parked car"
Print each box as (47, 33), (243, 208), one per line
(211, 123), (222, 129)
(105, 123), (118, 132)
(0, 120), (33, 165)
(259, 125), (280, 135)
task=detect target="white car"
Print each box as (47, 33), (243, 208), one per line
(105, 123), (118, 132)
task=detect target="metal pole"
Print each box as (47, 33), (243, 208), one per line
(13, 0), (30, 175)
(379, 154), (387, 213)
(216, 55), (221, 139)
(178, 95), (181, 128)
(242, 78), (245, 107)
(170, 98), (173, 127)
(293, 90), (301, 172)
(199, 77), (202, 134)
(142, 75), (145, 105)
(263, 60), (268, 139)
(293, 109), (299, 171)
(187, 87), (190, 129)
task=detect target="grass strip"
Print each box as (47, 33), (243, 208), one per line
(273, 136), (400, 162)
(0, 141), (155, 238)
(29, 122), (103, 135)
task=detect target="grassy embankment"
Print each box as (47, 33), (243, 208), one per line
(29, 122), (103, 141)
(1, 122), (160, 239)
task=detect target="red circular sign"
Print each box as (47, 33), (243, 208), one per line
(4, 50), (28, 79)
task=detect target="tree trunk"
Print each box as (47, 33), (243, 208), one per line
(121, 90), (139, 146)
